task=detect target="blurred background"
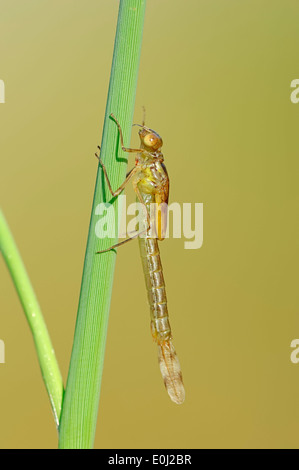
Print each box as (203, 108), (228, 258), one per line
(1, 0), (299, 449)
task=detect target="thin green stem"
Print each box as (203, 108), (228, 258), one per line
(58, 0), (147, 448)
(0, 209), (63, 427)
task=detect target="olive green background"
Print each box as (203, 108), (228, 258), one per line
(1, 0), (299, 449)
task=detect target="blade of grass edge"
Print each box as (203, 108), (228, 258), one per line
(0, 209), (64, 428)
(58, 0), (147, 449)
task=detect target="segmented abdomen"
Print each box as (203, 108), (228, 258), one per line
(138, 236), (171, 342)
(138, 214), (185, 405)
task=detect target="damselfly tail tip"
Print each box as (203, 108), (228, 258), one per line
(158, 340), (185, 405)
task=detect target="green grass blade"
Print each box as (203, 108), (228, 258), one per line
(58, 0), (147, 449)
(0, 209), (64, 427)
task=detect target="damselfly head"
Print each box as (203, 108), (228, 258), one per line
(138, 127), (163, 151)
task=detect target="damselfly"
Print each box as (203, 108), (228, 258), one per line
(95, 113), (185, 405)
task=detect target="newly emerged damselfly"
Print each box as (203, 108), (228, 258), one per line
(95, 113), (185, 405)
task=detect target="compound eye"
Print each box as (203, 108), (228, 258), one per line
(143, 133), (159, 148)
